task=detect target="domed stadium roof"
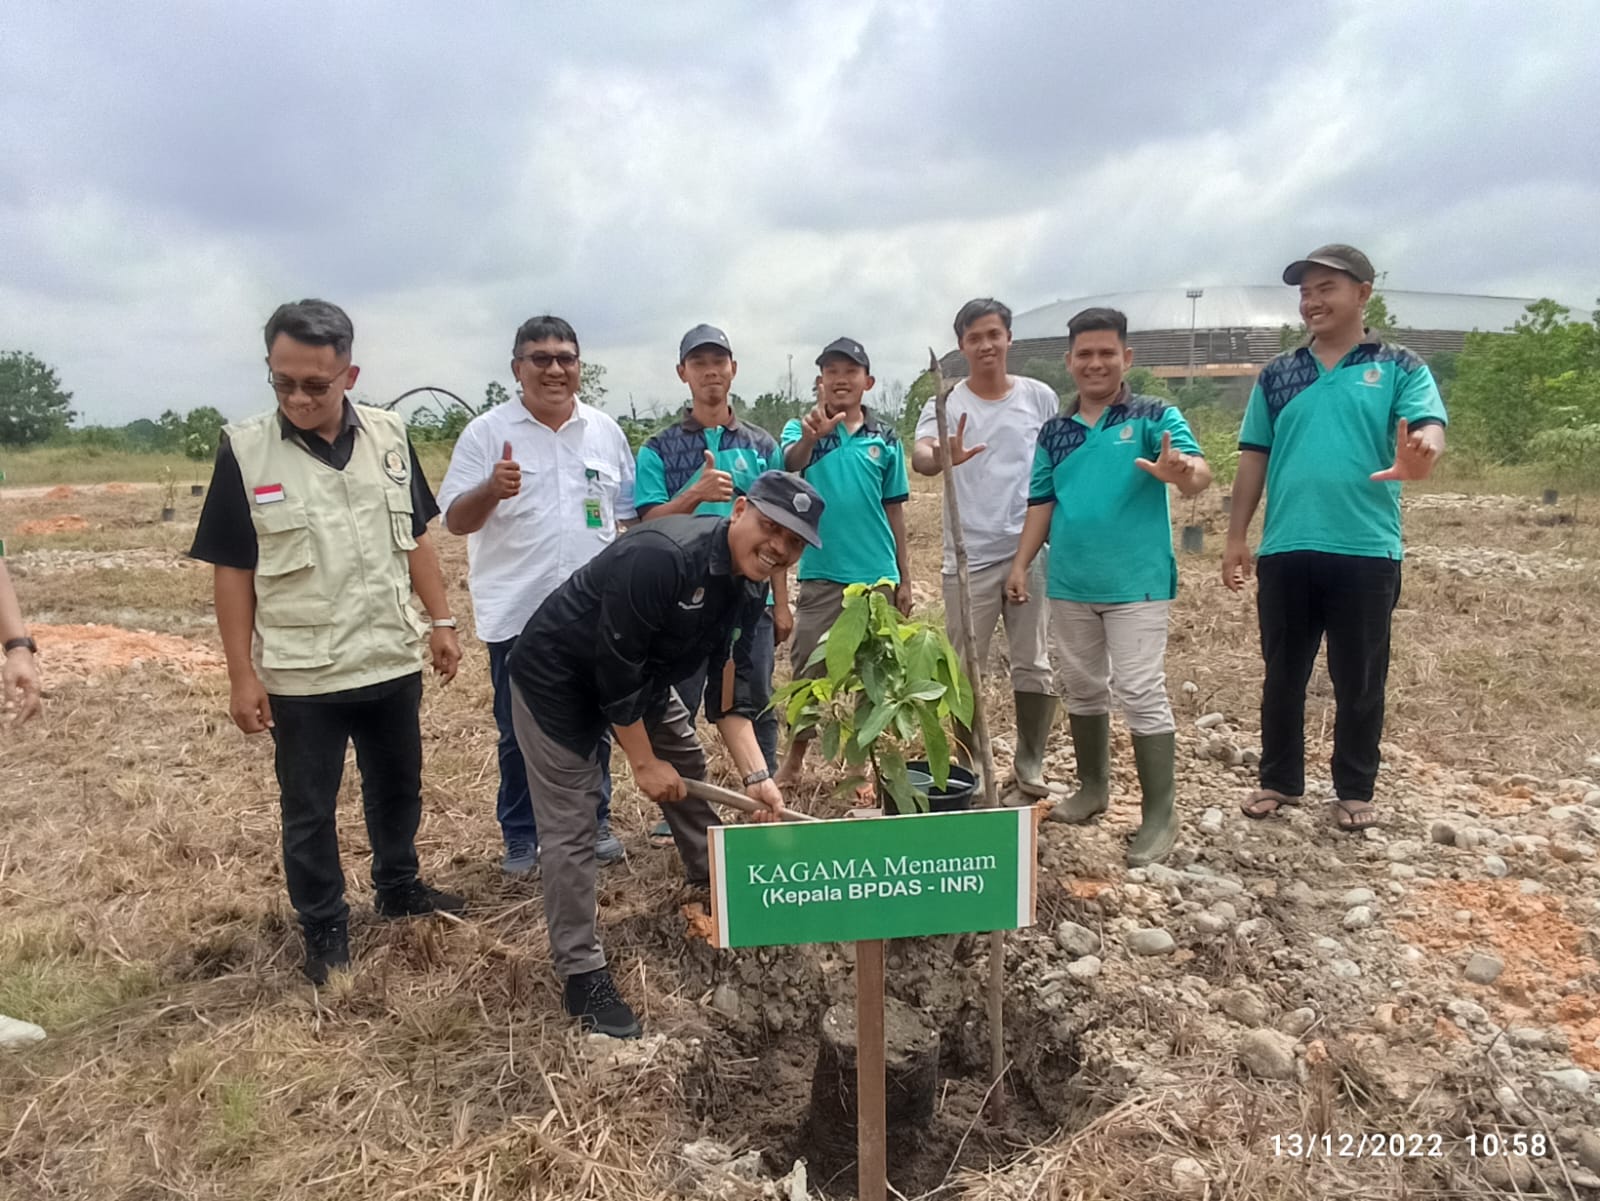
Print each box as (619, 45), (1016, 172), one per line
(1013, 286), (1536, 339)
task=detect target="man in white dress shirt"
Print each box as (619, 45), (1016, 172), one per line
(438, 315), (638, 876)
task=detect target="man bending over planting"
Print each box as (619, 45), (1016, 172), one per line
(504, 471), (821, 1038)
(1007, 307), (1210, 865)
(191, 299), (465, 985)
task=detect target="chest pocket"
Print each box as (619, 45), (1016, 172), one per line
(582, 458), (622, 541)
(252, 501), (315, 578)
(249, 502), (335, 670)
(387, 487), (417, 551)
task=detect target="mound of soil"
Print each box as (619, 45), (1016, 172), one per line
(14, 515), (90, 535)
(31, 622), (223, 681)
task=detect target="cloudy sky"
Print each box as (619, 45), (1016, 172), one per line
(3, 0), (1596, 426)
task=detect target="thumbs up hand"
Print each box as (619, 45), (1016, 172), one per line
(688, 449), (734, 505)
(489, 439), (522, 499)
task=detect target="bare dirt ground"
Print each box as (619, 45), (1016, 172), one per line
(2, 477), (1599, 1199)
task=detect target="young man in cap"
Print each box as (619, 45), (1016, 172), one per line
(437, 315), (636, 878)
(191, 299), (465, 984)
(1224, 245), (1446, 833)
(1006, 308), (1210, 864)
(775, 337), (912, 788)
(505, 470), (820, 1037)
(913, 299), (1060, 796)
(636, 324), (786, 844)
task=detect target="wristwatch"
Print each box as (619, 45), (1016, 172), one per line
(743, 769), (772, 786)
(430, 618), (458, 629)
(3, 636), (36, 655)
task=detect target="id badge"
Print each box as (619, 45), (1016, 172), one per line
(584, 496), (603, 528)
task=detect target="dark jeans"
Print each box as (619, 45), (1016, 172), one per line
(488, 638), (611, 849)
(1257, 551), (1402, 802)
(268, 673), (424, 927)
(672, 607), (779, 773)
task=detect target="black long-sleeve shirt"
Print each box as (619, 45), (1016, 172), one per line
(507, 514), (768, 755)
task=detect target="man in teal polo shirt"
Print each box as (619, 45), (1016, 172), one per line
(637, 324), (786, 845)
(1224, 244), (1446, 833)
(774, 337), (912, 789)
(1007, 307), (1210, 864)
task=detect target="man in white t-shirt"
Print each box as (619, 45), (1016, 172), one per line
(914, 298), (1060, 796)
(437, 315), (638, 877)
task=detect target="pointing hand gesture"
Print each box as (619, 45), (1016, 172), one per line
(800, 402), (847, 442)
(489, 440), (522, 500)
(690, 449), (735, 504)
(1134, 431), (1197, 485)
(1370, 418), (1441, 483)
(946, 413), (987, 467)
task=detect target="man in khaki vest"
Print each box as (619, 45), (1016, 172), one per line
(191, 299), (465, 984)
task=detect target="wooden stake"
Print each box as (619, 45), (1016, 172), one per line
(855, 938), (887, 1201)
(929, 349), (1009, 1118)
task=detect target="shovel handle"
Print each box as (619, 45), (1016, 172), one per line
(682, 777), (823, 822)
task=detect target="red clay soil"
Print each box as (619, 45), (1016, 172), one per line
(31, 623), (224, 681)
(15, 515), (91, 535)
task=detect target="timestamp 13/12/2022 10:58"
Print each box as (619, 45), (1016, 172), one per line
(1271, 1131), (1551, 1159)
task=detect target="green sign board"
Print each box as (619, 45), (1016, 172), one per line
(709, 807), (1036, 948)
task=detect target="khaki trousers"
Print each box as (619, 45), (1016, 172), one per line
(941, 555), (1054, 694)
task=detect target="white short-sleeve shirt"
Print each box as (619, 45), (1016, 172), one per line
(436, 400), (637, 644)
(916, 376), (1060, 573)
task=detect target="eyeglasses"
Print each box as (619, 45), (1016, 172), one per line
(266, 369), (348, 399)
(515, 351), (579, 370)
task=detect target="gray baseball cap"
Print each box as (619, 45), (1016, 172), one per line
(679, 323), (733, 362)
(746, 470), (824, 548)
(1283, 244), (1377, 285)
(816, 336), (870, 371)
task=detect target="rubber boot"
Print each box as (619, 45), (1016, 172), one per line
(1127, 731), (1179, 866)
(1047, 713), (1110, 823)
(1010, 691), (1057, 799)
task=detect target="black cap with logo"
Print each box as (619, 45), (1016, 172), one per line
(815, 337), (870, 372)
(1282, 244), (1377, 285)
(679, 323), (733, 363)
(745, 470), (825, 548)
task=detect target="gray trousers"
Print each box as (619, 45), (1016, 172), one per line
(510, 683), (717, 977)
(942, 555), (1055, 695)
(1050, 598), (1175, 735)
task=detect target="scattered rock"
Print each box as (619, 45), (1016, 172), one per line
(712, 982), (741, 1020)
(1195, 713), (1225, 730)
(1281, 1008), (1317, 1038)
(0, 1015), (46, 1048)
(1056, 921), (1099, 959)
(1541, 1068), (1592, 1096)
(1198, 807), (1225, 835)
(1282, 880), (1317, 907)
(1342, 905), (1375, 931)
(1169, 1157), (1208, 1197)
(1181, 681), (1198, 696)
(1237, 1028), (1297, 1080)
(1584, 789), (1600, 808)
(1066, 955), (1102, 982)
(1386, 840), (1420, 862)
(1479, 1152), (1537, 1191)
(1127, 928), (1176, 956)
(1329, 958), (1362, 979)
(1341, 887), (1376, 906)
(1191, 912), (1230, 936)
(1218, 988), (1270, 1027)
(1464, 952), (1504, 985)
(1551, 838), (1596, 862)
(1576, 1130), (1600, 1175)
(1482, 854), (1508, 877)
(1429, 821), (1456, 845)
(1507, 1027), (1551, 1050)
(1447, 999), (1489, 1026)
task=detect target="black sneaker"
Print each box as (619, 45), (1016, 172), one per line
(375, 880), (467, 919)
(302, 919), (350, 985)
(563, 969), (642, 1039)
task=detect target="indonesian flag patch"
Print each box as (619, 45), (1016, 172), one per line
(253, 484), (285, 504)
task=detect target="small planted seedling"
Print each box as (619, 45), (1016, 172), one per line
(773, 581), (974, 816)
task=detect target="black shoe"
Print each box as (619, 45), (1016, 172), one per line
(375, 880), (467, 919)
(302, 919), (350, 985)
(563, 969), (642, 1039)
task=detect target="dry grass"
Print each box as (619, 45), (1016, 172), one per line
(2, 469), (1597, 1199)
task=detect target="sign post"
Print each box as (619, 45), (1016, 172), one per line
(708, 807), (1036, 1199)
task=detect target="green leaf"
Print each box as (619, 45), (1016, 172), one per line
(905, 682), (947, 702)
(821, 721), (841, 762)
(877, 750), (926, 816)
(857, 699), (899, 746)
(892, 705), (917, 741)
(919, 709), (950, 785)
(949, 670), (975, 725)
(825, 596), (870, 680)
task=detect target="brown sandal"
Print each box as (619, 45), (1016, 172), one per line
(1330, 800), (1378, 833)
(1240, 789), (1302, 819)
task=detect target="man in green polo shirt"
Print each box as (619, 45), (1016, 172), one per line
(774, 337), (912, 789)
(1223, 244), (1446, 833)
(1006, 307), (1210, 864)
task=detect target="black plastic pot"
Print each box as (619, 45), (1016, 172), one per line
(161, 507), (176, 522)
(1543, 488), (1559, 506)
(905, 760), (977, 812)
(1180, 524), (1204, 554)
(1220, 492), (1233, 517)
(190, 484), (204, 497)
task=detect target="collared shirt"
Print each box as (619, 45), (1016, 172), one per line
(1240, 332), (1446, 559)
(1029, 387), (1202, 604)
(779, 406), (909, 584)
(190, 401), (438, 571)
(435, 400), (637, 644)
(635, 406), (779, 517)
(915, 376), (1060, 573)
(506, 514), (768, 756)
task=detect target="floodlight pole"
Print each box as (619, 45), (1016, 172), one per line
(1185, 288), (1204, 385)
(928, 349), (1007, 1119)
